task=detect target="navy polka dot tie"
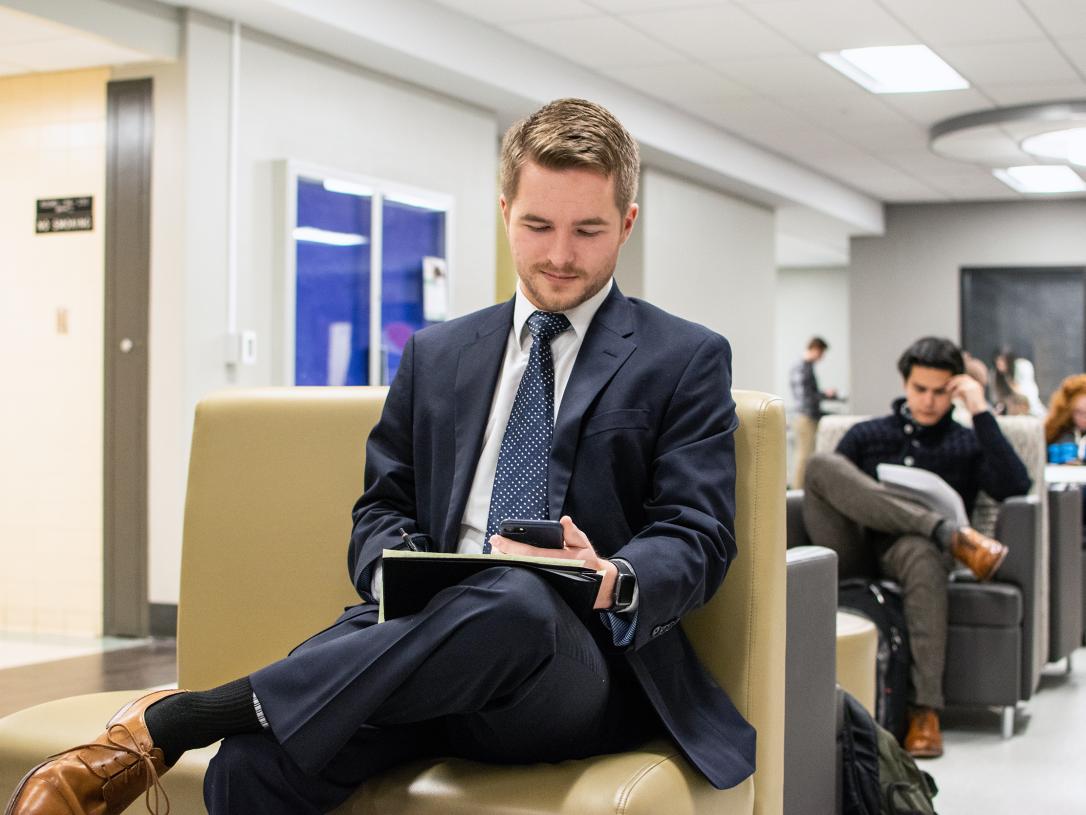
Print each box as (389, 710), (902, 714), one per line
(484, 311), (572, 553)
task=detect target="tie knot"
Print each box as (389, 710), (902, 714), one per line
(527, 311), (571, 343)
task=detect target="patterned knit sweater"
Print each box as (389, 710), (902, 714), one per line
(836, 398), (1031, 516)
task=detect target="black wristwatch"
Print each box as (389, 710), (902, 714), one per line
(610, 558), (637, 613)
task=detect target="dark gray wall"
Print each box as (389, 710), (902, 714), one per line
(849, 200), (1086, 415)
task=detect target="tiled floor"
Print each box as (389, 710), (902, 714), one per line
(935, 648), (1086, 813)
(0, 632), (148, 670)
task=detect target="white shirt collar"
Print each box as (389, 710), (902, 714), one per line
(512, 278), (614, 344)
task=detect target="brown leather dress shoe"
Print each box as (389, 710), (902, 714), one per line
(5, 689), (185, 815)
(951, 526), (1008, 582)
(904, 706), (944, 759)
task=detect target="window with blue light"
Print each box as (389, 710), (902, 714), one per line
(292, 172), (449, 386)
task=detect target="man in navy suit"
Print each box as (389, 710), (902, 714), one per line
(7, 99), (753, 815)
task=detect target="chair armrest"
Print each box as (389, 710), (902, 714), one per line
(786, 490), (811, 549)
(994, 494), (1043, 696)
(784, 546), (837, 815)
(1047, 486), (1084, 660)
(994, 495), (1040, 592)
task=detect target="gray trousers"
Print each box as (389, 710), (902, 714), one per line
(803, 452), (954, 709)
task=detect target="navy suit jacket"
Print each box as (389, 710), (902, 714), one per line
(348, 285), (756, 789)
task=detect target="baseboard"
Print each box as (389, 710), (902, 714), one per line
(149, 603), (178, 637)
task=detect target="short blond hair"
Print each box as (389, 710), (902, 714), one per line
(500, 98), (640, 214)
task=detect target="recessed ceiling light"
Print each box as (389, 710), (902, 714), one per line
(992, 165), (1086, 194)
(819, 45), (969, 94)
(1021, 126), (1086, 167)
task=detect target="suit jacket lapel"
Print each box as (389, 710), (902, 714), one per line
(549, 286), (636, 519)
(441, 300), (513, 550)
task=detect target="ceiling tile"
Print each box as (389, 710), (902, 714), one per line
(1020, 0), (1086, 39)
(503, 16), (684, 68)
(709, 53), (861, 95)
(742, 0), (915, 51)
(430, 0), (600, 25)
(1062, 37), (1086, 74)
(743, 123), (857, 160)
(940, 40), (1081, 85)
(983, 80), (1086, 105)
(806, 153), (948, 199)
(775, 89), (915, 130)
(878, 0), (1047, 45)
(879, 88), (994, 126)
(834, 123), (931, 153)
(620, 5), (801, 61)
(598, 62), (752, 106)
(687, 95), (807, 132)
(878, 148), (987, 177)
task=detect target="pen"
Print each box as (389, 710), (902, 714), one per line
(398, 528), (420, 552)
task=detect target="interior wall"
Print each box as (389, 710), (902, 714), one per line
(849, 200), (1086, 415)
(775, 267), (850, 412)
(0, 68), (109, 636)
(128, 12), (499, 606)
(637, 168), (777, 394)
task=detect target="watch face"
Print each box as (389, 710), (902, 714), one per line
(615, 572), (636, 607)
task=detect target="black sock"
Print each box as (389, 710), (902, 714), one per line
(932, 519), (956, 549)
(145, 677), (262, 765)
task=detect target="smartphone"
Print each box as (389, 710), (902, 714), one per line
(497, 519), (565, 549)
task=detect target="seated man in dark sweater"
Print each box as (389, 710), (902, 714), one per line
(803, 336), (1030, 759)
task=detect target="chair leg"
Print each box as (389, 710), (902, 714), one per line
(1001, 705), (1015, 739)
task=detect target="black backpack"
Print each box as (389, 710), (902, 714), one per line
(839, 690), (939, 815)
(839, 690), (880, 815)
(838, 578), (911, 743)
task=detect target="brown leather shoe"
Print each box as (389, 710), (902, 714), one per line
(5, 689), (184, 815)
(905, 706), (944, 759)
(950, 526), (1008, 582)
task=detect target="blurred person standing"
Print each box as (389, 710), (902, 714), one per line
(993, 348), (1044, 417)
(790, 336), (837, 488)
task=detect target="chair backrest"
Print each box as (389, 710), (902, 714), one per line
(684, 390), (787, 815)
(177, 387), (385, 689)
(177, 386), (786, 814)
(815, 410), (1050, 683)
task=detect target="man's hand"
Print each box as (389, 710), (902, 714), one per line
(948, 373), (989, 415)
(490, 515), (618, 610)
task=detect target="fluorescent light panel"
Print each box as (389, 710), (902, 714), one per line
(1021, 127), (1086, 167)
(992, 165), (1086, 194)
(819, 45), (969, 94)
(293, 226), (369, 246)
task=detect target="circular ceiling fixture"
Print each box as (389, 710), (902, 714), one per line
(929, 99), (1086, 167)
(1021, 126), (1086, 166)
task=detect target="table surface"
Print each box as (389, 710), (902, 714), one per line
(1045, 464), (1086, 484)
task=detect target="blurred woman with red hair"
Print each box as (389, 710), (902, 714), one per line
(1045, 373), (1086, 459)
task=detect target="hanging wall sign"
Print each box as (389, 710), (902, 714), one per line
(36, 197), (93, 233)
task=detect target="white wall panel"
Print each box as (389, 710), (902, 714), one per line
(638, 168), (778, 394)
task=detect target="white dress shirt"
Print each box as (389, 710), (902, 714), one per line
(457, 278), (613, 553)
(370, 279), (612, 597)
